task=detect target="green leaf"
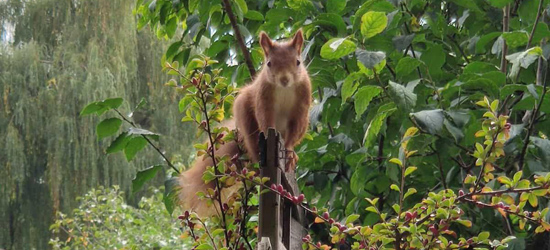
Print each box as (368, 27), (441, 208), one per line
(124, 137), (148, 161)
(411, 109), (445, 135)
(456, 219), (472, 227)
(354, 86), (383, 119)
(476, 32), (502, 54)
(531, 137), (550, 165)
(389, 158), (403, 167)
(403, 188), (417, 199)
(420, 44), (445, 76)
(341, 72), (362, 105)
(132, 165), (163, 193)
(388, 81), (417, 111)
(392, 204), (400, 213)
(361, 11), (388, 38)
(320, 38), (357, 60)
(345, 214), (360, 224)
(327, 0), (346, 13)
(163, 177), (179, 215)
(244, 10), (264, 21)
(390, 184), (400, 192)
(449, 0), (482, 12)
(351, 165), (369, 195)
(97, 118), (122, 140)
(287, 0), (314, 12)
(488, 0), (514, 8)
(506, 46), (543, 79)
(395, 57), (421, 77)
(165, 41), (183, 61)
(502, 31), (529, 49)
(478, 231), (490, 241)
(234, 0), (248, 14)
(356, 49), (386, 68)
(463, 61), (499, 74)
(404, 166), (417, 177)
(80, 98), (123, 116)
(106, 132), (131, 154)
(165, 17), (177, 39)
(363, 104), (396, 148)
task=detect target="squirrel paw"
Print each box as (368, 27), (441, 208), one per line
(285, 149), (298, 172)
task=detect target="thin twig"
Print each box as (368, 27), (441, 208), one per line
(518, 57), (548, 169)
(113, 109), (180, 174)
(447, 35), (470, 64)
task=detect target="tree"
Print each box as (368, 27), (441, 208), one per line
(86, 0), (550, 249)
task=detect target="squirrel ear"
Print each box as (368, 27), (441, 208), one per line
(259, 31), (273, 56)
(291, 29), (304, 53)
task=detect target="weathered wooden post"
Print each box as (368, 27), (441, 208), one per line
(258, 129), (281, 250)
(258, 128), (306, 250)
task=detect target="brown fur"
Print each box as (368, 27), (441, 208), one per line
(234, 29), (312, 169)
(178, 30), (312, 216)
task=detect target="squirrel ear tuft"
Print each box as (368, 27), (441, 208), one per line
(259, 31), (273, 56)
(291, 29), (304, 53)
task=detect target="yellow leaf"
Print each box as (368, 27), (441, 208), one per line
(389, 158), (402, 167)
(529, 194), (539, 207)
(475, 130), (486, 137)
(406, 150), (418, 158)
(314, 217), (325, 224)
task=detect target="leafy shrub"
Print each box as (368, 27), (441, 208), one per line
(82, 0), (550, 249)
(49, 186), (186, 249)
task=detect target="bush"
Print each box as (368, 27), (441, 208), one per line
(49, 186), (186, 249)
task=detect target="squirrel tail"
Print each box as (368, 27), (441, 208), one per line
(178, 121), (241, 217)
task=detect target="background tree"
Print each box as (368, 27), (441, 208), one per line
(0, 0), (193, 248)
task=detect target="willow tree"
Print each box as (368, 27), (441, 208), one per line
(0, 0), (192, 249)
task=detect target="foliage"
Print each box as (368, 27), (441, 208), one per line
(87, 0), (550, 249)
(49, 186), (187, 249)
(0, 0), (195, 248)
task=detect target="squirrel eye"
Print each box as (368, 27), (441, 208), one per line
(296, 60), (301, 66)
(267, 61), (271, 67)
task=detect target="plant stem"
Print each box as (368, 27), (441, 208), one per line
(197, 70), (231, 246)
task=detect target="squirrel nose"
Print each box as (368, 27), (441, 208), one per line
(280, 76), (289, 86)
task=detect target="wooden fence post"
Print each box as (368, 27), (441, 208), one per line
(258, 129), (281, 250)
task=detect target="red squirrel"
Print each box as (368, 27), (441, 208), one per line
(178, 29), (312, 216)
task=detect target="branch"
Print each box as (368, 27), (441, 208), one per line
(458, 185), (547, 199)
(196, 70), (231, 246)
(500, 5), (510, 74)
(515, 0), (545, 82)
(518, 56), (548, 170)
(461, 198), (539, 224)
(113, 109), (180, 174)
(525, 0), (545, 50)
(221, 0), (256, 78)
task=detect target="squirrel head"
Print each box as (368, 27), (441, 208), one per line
(259, 29), (306, 87)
